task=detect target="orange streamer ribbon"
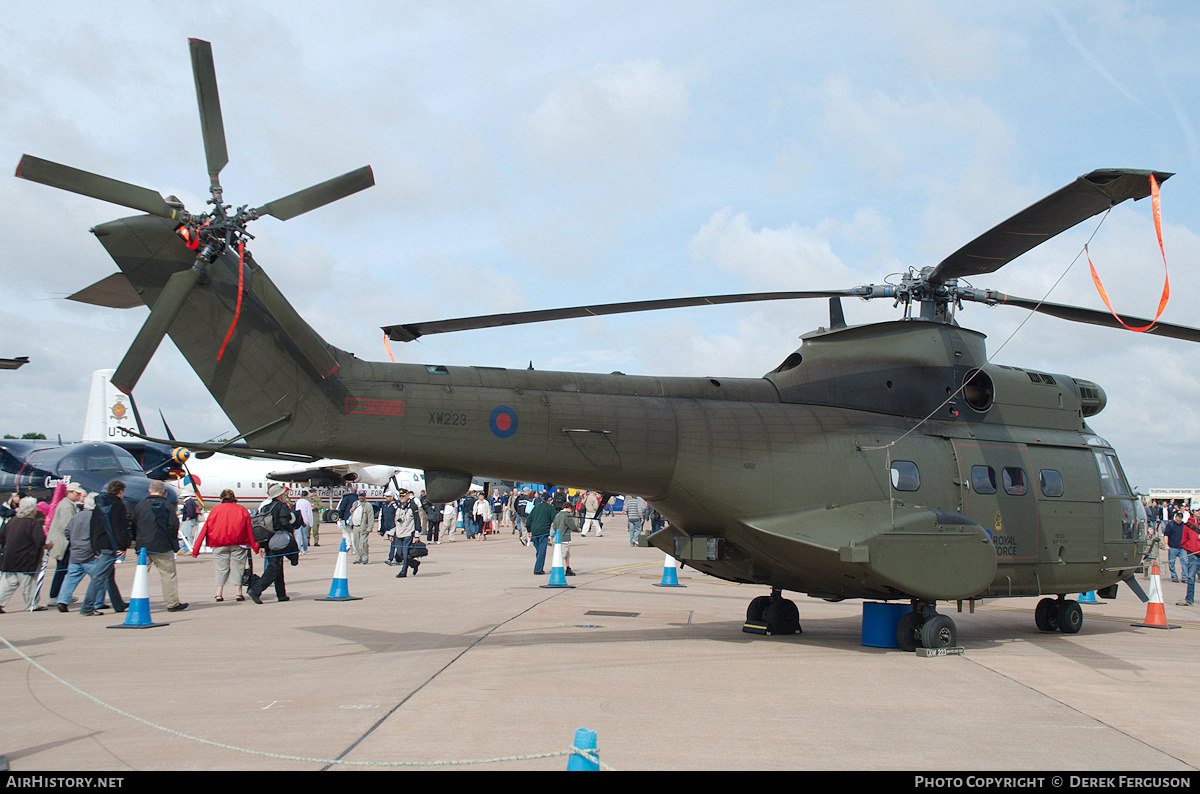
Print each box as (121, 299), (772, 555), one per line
(1087, 174), (1169, 332)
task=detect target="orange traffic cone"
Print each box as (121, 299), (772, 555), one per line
(1132, 561), (1180, 630)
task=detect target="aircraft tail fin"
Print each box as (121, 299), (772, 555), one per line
(82, 369), (143, 442)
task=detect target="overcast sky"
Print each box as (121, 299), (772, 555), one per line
(2, 1), (1199, 490)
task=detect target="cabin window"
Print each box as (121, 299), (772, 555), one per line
(971, 465), (997, 494)
(1039, 469), (1064, 498)
(1002, 467), (1027, 496)
(890, 461), (920, 492)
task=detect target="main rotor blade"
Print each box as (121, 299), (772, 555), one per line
(254, 166), (375, 221)
(188, 38), (228, 186)
(980, 290), (1200, 344)
(112, 267), (202, 394)
(16, 155), (176, 219)
(384, 290), (856, 342)
(929, 169), (1173, 285)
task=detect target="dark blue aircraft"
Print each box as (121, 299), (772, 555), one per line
(0, 439), (177, 506)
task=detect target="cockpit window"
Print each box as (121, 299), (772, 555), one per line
(1093, 451), (1129, 496)
(59, 447), (142, 475)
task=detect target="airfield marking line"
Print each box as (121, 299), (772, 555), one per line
(324, 571), (624, 770)
(969, 602), (1200, 630)
(0, 632), (613, 770)
(962, 653), (1191, 769)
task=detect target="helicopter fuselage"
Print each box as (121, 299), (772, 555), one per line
(91, 214), (1144, 605)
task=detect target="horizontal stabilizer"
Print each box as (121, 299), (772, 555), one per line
(67, 273), (143, 309)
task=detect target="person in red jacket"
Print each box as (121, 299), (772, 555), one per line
(192, 489), (259, 602)
(1178, 520), (1200, 607)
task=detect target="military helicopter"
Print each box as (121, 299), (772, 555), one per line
(16, 39), (1194, 652)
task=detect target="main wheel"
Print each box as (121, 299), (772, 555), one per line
(746, 595), (772, 624)
(765, 598), (801, 635)
(897, 610), (923, 652)
(1056, 599), (1083, 634)
(920, 614), (957, 649)
(1034, 597), (1059, 632)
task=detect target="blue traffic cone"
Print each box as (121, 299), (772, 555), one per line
(567, 728), (599, 771)
(316, 539), (363, 601)
(652, 553), (685, 587)
(109, 548), (168, 629)
(541, 531), (574, 589)
(1079, 591), (1099, 603)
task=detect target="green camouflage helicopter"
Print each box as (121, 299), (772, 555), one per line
(18, 39), (1191, 651)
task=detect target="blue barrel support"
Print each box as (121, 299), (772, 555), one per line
(861, 601), (908, 648)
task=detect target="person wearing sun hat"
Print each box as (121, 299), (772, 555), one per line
(248, 482), (301, 604)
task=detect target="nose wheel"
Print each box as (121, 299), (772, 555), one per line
(896, 601), (959, 652)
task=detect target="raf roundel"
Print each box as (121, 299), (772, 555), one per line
(489, 405), (518, 439)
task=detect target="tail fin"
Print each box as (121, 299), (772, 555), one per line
(82, 369), (143, 442)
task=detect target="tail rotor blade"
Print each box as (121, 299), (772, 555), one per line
(112, 267), (202, 394)
(16, 155), (176, 219)
(254, 166), (375, 221)
(188, 39), (228, 187)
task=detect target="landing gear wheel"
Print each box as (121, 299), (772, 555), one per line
(897, 610), (923, 652)
(1034, 597), (1060, 632)
(1056, 599), (1083, 634)
(746, 595), (772, 624)
(920, 614), (957, 649)
(765, 598), (801, 635)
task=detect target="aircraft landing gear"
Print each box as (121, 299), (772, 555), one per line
(896, 601), (958, 652)
(1035, 596), (1083, 634)
(743, 589), (802, 635)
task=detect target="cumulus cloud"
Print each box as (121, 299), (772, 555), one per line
(516, 58), (690, 184)
(688, 206), (859, 289)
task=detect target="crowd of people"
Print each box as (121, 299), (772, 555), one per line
(1145, 499), (1200, 607)
(0, 479), (190, 615)
(0, 481), (657, 613)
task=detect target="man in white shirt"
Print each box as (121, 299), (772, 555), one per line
(294, 491), (315, 552)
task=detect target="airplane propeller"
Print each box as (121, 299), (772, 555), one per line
(16, 38), (374, 395)
(384, 169), (1200, 345)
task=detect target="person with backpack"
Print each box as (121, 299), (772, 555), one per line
(131, 480), (188, 612)
(424, 500), (443, 543)
(248, 483), (302, 604)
